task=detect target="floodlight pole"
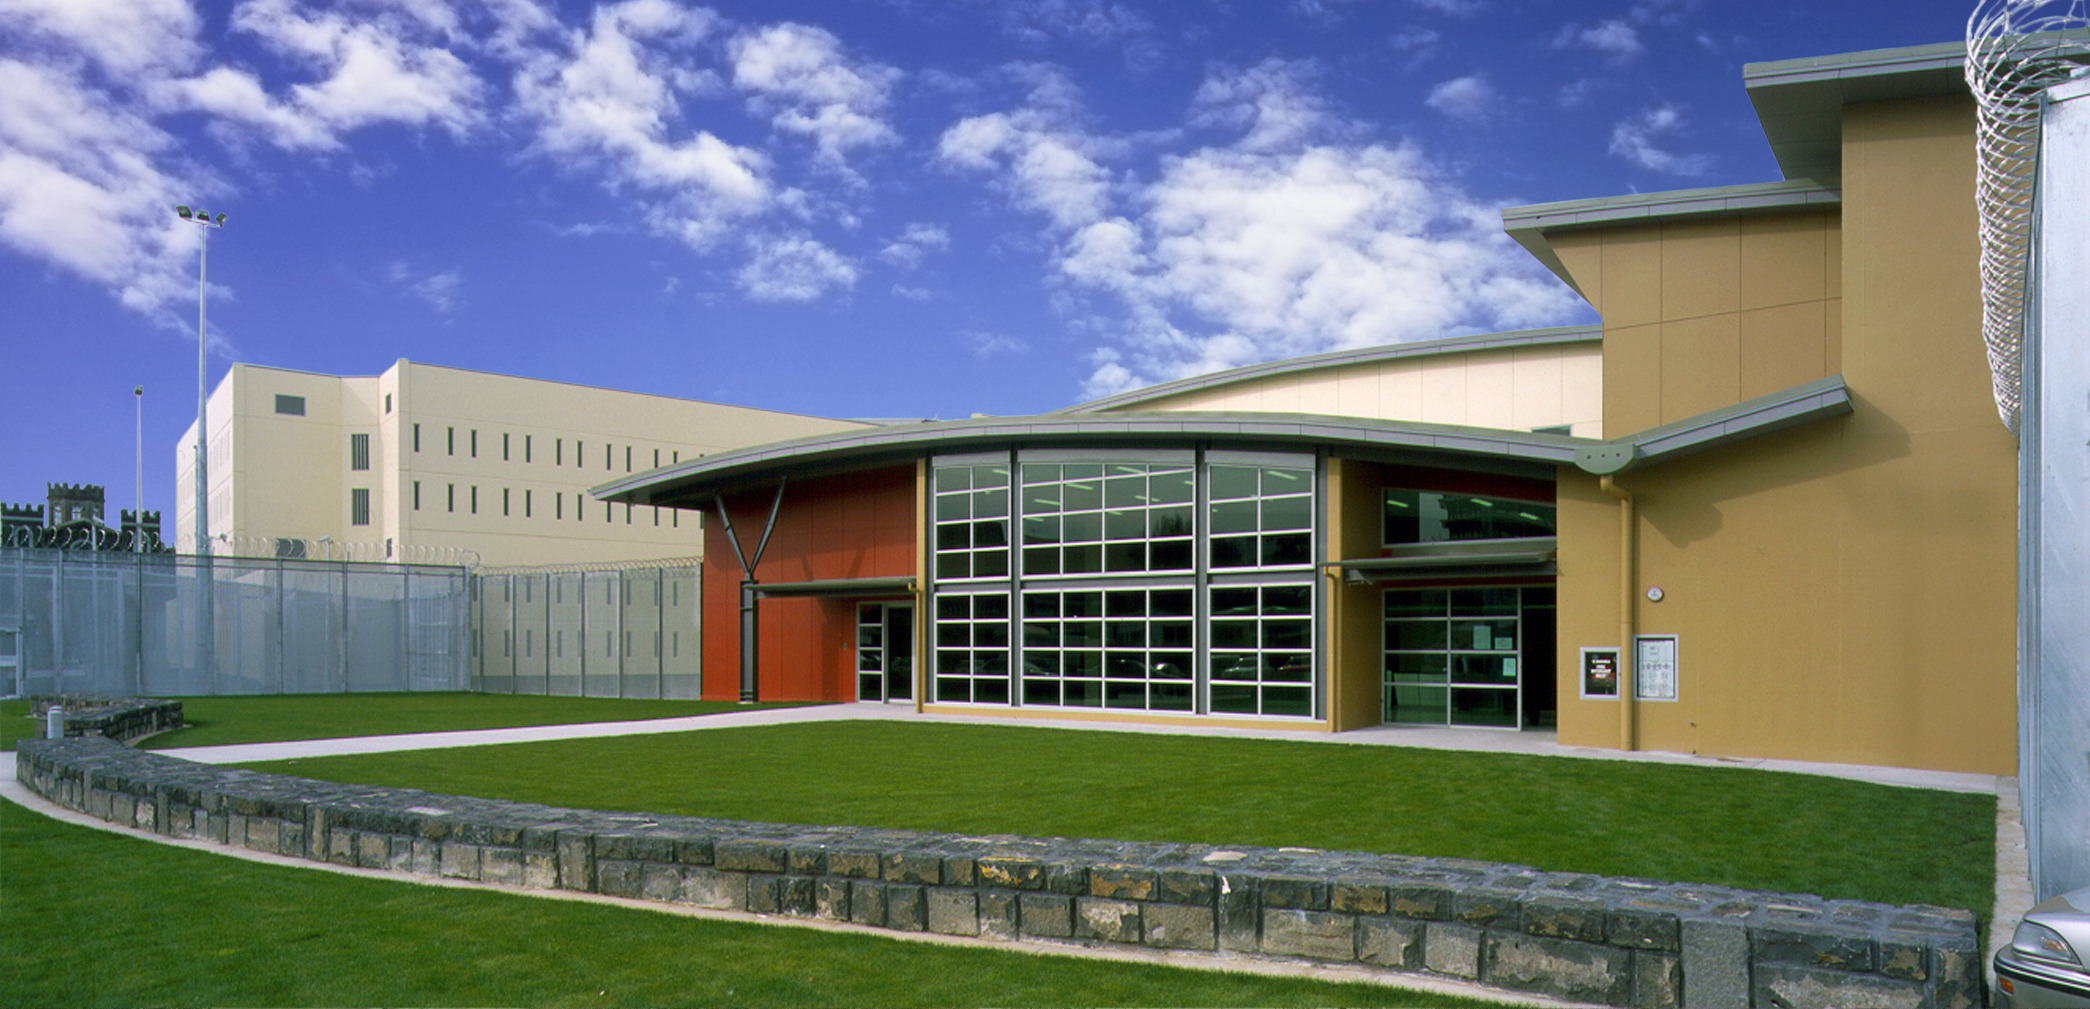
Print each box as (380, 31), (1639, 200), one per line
(178, 205), (225, 690)
(134, 385), (144, 552)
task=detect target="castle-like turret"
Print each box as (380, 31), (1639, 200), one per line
(46, 483), (105, 527)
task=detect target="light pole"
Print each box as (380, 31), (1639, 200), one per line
(176, 204), (225, 692)
(176, 206), (224, 556)
(134, 385), (144, 552)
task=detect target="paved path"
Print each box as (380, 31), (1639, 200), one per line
(154, 701), (2003, 797)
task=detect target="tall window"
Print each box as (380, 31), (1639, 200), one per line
(503, 433), (510, 461)
(929, 452), (1318, 719)
(934, 464), (1011, 580)
(413, 424), (420, 452)
(350, 488), (370, 526)
(349, 433), (370, 471)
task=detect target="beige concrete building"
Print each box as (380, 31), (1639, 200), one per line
(175, 361), (871, 568)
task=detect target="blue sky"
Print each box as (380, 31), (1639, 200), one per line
(3, 0), (1983, 524)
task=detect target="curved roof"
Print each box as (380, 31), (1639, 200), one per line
(1059, 325), (1602, 415)
(595, 375), (1853, 508)
(594, 411), (1586, 507)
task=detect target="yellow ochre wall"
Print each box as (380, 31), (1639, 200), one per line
(1326, 457), (1392, 731)
(1550, 95), (2017, 775)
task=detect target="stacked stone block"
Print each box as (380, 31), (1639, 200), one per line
(28, 695), (184, 743)
(15, 736), (1982, 1008)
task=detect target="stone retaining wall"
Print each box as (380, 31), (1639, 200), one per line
(14, 736), (1983, 1008)
(26, 695), (184, 744)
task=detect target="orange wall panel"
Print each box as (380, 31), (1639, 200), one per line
(701, 465), (919, 702)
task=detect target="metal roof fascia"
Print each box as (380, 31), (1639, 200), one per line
(1575, 375), (1852, 475)
(1745, 41), (1970, 180)
(598, 411), (1602, 504)
(754, 576), (915, 598)
(1503, 181), (1840, 291)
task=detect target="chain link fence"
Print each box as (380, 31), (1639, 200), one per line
(470, 562), (701, 699)
(0, 547), (469, 697)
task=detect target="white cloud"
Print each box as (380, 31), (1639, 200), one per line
(1554, 18), (1644, 63)
(152, 0), (487, 150)
(1410, 0), (1483, 16)
(1191, 60), (1338, 152)
(729, 23), (899, 167)
(0, 0), (201, 76)
(944, 61), (1582, 395)
(891, 283), (933, 300)
(938, 71), (1115, 230)
(514, 0), (773, 250)
(994, 0), (1149, 44)
(1387, 26), (1442, 65)
(965, 330), (1028, 356)
(1609, 102), (1712, 175)
(1425, 74), (1497, 122)
(878, 223), (950, 267)
(0, 58), (200, 317)
(735, 234), (857, 301)
(388, 261), (463, 312)
(1069, 143), (1577, 390)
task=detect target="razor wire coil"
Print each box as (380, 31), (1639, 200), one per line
(1965, 3), (2090, 433)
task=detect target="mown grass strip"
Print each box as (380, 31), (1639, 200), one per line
(252, 720), (1996, 917)
(0, 799), (1505, 1009)
(0, 693), (811, 751)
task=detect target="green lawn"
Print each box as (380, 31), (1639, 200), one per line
(0, 800), (1505, 1009)
(0, 693), (811, 751)
(248, 720), (1997, 918)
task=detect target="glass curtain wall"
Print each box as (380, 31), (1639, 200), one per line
(929, 451), (1317, 718)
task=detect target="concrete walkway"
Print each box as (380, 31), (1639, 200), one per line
(155, 700), (2002, 796)
(6, 700), (2025, 1000)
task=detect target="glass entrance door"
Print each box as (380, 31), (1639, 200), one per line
(1383, 587), (1554, 728)
(855, 603), (914, 701)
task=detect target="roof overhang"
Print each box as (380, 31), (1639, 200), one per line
(594, 375), (1853, 508)
(753, 576), (915, 598)
(1572, 374), (1853, 475)
(1744, 40), (1970, 183)
(1503, 180), (1841, 296)
(594, 412), (1589, 507)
